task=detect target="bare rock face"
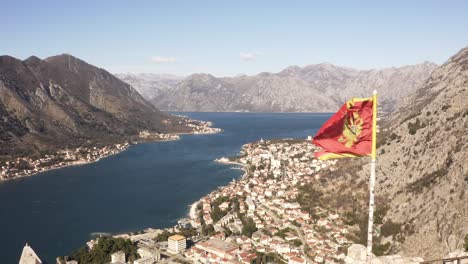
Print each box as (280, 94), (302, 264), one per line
(345, 244), (369, 263)
(445, 249), (468, 263)
(360, 47), (468, 259)
(345, 244), (424, 264)
(0, 54), (189, 160)
(125, 62), (436, 112)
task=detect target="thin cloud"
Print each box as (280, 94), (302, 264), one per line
(151, 56), (178, 63)
(240, 51), (261, 61)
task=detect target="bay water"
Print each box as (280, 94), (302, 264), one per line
(0, 112), (330, 263)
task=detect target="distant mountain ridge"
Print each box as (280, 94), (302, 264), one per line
(118, 62), (437, 113)
(115, 73), (183, 101)
(0, 54), (190, 160)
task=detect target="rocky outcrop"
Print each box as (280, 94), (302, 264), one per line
(344, 244), (423, 264)
(344, 244), (468, 264)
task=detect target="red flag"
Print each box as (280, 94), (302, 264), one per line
(313, 98), (374, 160)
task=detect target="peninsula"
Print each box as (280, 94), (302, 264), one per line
(0, 116), (221, 181)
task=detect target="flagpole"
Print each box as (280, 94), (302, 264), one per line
(367, 90), (378, 264)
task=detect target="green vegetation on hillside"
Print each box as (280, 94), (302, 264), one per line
(66, 237), (139, 264)
(251, 252), (287, 264)
(153, 227), (198, 242)
(210, 196), (230, 222)
(275, 228), (292, 239)
(237, 213), (257, 237)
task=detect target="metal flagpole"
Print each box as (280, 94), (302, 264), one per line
(367, 90), (378, 264)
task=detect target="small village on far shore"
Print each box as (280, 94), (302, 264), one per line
(1, 117), (222, 181)
(0, 143), (130, 181)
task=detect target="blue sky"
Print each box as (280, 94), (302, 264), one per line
(2, 0), (468, 76)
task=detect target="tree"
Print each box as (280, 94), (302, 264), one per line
(202, 224), (215, 236)
(276, 228), (291, 239)
(211, 206), (227, 222)
(178, 227), (198, 237)
(464, 234), (468, 251)
(154, 230), (172, 242)
(68, 237), (139, 264)
(381, 220), (401, 237)
(373, 242), (391, 256)
(242, 217), (257, 237)
(232, 199), (240, 213)
(223, 226), (232, 236)
(292, 239), (302, 247)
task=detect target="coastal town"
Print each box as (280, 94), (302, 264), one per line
(23, 136), (443, 264)
(184, 139), (348, 264)
(54, 138), (360, 264)
(187, 140), (349, 263)
(0, 143), (130, 180)
(1, 118), (221, 181)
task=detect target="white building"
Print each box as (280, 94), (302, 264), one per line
(168, 234), (187, 254)
(111, 251), (126, 263)
(246, 197), (255, 212)
(134, 256), (154, 264)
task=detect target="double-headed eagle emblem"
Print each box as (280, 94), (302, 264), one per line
(338, 103), (364, 148)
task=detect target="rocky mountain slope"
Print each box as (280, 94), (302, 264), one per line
(0, 54), (190, 160)
(372, 46), (468, 259)
(123, 62), (436, 112)
(308, 47), (467, 260)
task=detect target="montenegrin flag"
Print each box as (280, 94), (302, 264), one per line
(313, 97), (375, 160)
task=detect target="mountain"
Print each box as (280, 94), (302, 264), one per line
(371, 47), (468, 258)
(127, 62), (436, 113)
(115, 73), (182, 100)
(0, 54), (190, 160)
(307, 47), (467, 260)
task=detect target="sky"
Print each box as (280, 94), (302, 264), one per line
(2, 0), (468, 77)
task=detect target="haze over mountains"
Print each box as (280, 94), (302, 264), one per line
(0, 54), (190, 160)
(115, 73), (183, 101)
(118, 62), (437, 113)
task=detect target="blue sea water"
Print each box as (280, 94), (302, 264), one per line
(0, 112), (330, 263)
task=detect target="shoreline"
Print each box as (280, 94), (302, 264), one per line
(2, 156), (108, 182)
(189, 202), (198, 220)
(0, 145), (130, 182)
(102, 154), (246, 239)
(214, 157), (244, 167)
(1, 122), (222, 182)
